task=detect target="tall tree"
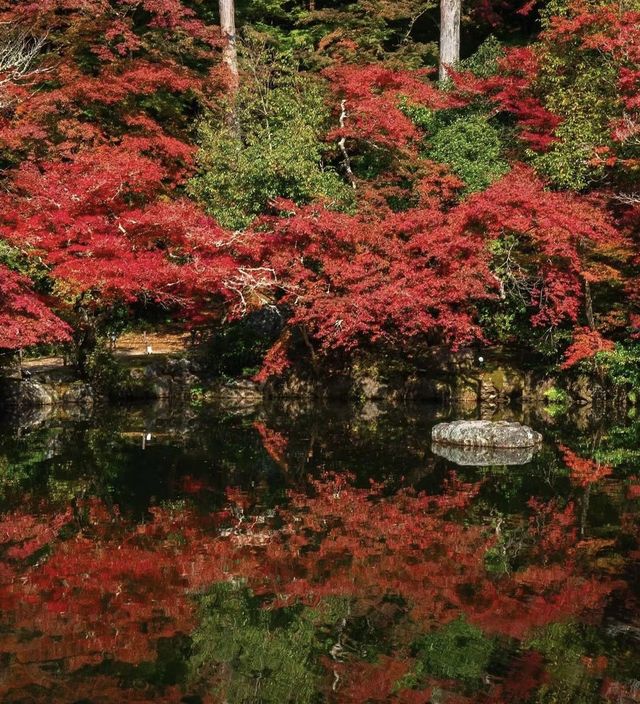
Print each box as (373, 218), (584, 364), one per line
(219, 0), (239, 111)
(439, 0), (461, 81)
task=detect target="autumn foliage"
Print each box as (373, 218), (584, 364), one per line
(0, 0), (636, 383)
(0, 265), (70, 349)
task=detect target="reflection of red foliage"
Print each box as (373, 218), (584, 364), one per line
(330, 655), (417, 703)
(628, 477), (640, 499)
(602, 678), (640, 703)
(254, 422), (289, 468)
(180, 475), (210, 494)
(0, 470), (626, 702)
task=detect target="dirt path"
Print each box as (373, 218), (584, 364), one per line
(113, 332), (189, 356)
(22, 332), (190, 374)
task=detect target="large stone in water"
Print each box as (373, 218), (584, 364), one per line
(431, 420), (542, 448)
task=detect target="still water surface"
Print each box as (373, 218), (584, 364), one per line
(0, 401), (639, 703)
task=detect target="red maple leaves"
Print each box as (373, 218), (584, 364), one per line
(0, 0), (234, 350)
(0, 265), (70, 349)
(561, 327), (615, 369)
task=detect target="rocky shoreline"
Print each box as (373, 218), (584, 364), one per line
(0, 346), (622, 414)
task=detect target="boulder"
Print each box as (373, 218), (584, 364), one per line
(0, 378), (93, 409)
(431, 420), (542, 448)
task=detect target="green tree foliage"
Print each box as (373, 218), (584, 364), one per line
(426, 114), (509, 193)
(458, 34), (504, 77)
(237, 0), (439, 68)
(533, 56), (618, 190)
(532, 0), (640, 190)
(189, 39), (353, 229)
(596, 342), (640, 391)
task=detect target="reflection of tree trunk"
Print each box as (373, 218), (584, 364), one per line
(439, 0), (460, 81)
(581, 424), (603, 535)
(580, 483), (590, 537)
(301, 428), (317, 476)
(219, 0), (239, 128)
(584, 278), (595, 330)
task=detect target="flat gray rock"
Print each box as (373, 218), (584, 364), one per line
(431, 420), (542, 448)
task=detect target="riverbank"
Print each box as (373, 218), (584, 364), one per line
(0, 340), (625, 421)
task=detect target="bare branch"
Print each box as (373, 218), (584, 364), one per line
(0, 25), (49, 109)
(400, 5), (431, 46)
(223, 266), (292, 315)
(613, 192), (640, 206)
(337, 99), (356, 189)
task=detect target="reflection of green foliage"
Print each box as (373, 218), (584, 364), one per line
(0, 453), (32, 501)
(189, 582), (320, 703)
(526, 622), (603, 703)
(306, 594), (352, 627)
(483, 517), (529, 576)
(484, 543), (510, 575)
(543, 387), (570, 417)
(190, 43), (353, 230)
(46, 477), (91, 504)
(414, 617), (495, 682)
(0, 441), (53, 502)
(593, 419), (640, 469)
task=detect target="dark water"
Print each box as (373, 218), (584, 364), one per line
(1, 399), (640, 703)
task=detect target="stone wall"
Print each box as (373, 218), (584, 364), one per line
(265, 348), (540, 408)
(0, 346), (620, 412)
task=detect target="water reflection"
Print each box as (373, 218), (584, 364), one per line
(0, 400), (639, 703)
(431, 441), (539, 465)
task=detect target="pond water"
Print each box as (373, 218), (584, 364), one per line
(0, 400), (639, 703)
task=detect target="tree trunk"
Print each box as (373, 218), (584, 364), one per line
(439, 0), (460, 82)
(219, 0), (239, 121)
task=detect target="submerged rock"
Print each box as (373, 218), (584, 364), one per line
(431, 441), (537, 466)
(431, 420), (542, 448)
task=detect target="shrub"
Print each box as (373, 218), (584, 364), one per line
(189, 40), (353, 230)
(426, 114), (510, 193)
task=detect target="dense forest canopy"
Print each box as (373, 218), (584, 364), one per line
(0, 0), (638, 382)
